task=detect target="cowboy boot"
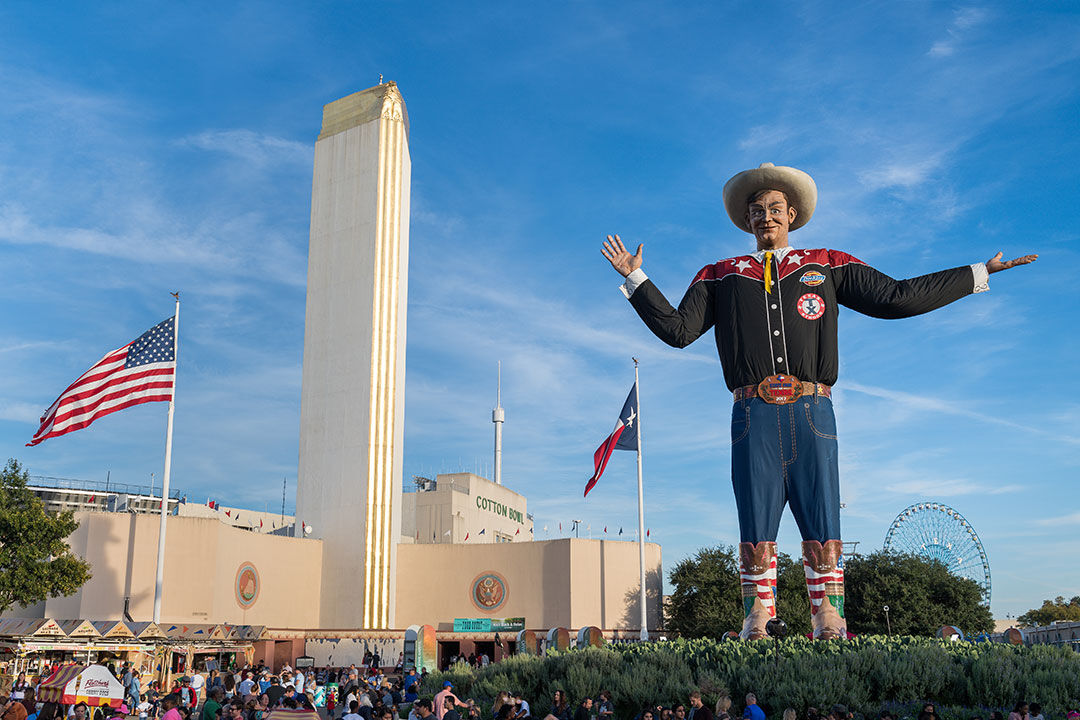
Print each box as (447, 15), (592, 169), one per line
(739, 541), (777, 640)
(802, 540), (847, 639)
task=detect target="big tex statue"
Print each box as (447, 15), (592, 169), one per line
(601, 163), (1036, 640)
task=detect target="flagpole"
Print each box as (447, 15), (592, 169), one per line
(634, 357), (648, 642)
(153, 293), (180, 623)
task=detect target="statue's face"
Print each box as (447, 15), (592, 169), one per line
(746, 189), (797, 248)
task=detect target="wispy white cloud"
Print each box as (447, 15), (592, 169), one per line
(177, 130), (310, 167)
(843, 381), (1079, 444)
(0, 401), (43, 424)
(858, 153), (945, 190)
(929, 7), (989, 57)
(1037, 512), (1080, 527)
(885, 478), (1023, 496)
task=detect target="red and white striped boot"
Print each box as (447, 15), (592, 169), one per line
(739, 541), (777, 640)
(802, 539), (847, 639)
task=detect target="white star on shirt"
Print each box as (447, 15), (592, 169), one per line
(735, 259), (753, 273)
(786, 252), (804, 266)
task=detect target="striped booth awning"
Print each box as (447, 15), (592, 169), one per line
(37, 664), (123, 708)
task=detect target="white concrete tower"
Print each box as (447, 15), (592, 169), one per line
(296, 82), (410, 629)
(492, 362), (504, 485)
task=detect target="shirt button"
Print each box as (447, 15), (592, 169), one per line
(773, 330), (780, 336)
(771, 304), (778, 309)
(777, 357), (784, 363)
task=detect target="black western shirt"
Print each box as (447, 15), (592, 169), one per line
(621, 247), (988, 391)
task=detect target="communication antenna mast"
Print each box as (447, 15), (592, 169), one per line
(493, 361), (505, 485)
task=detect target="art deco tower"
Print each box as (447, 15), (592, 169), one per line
(296, 83), (410, 629)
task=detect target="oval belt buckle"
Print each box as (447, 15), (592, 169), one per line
(757, 374), (803, 405)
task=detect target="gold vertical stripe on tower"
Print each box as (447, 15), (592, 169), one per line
(365, 110), (390, 628)
(383, 113), (403, 628)
(365, 92), (405, 630)
(374, 108), (392, 628)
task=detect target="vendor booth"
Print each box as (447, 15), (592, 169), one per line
(38, 664), (124, 709)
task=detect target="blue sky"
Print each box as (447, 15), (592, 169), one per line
(1, 2), (1077, 620)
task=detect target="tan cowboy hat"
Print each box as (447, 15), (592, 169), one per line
(722, 162), (817, 233)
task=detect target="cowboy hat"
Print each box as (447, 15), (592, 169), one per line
(722, 162), (817, 233)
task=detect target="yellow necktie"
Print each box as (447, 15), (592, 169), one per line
(764, 251), (774, 294)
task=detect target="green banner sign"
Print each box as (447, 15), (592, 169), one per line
(453, 617), (525, 632)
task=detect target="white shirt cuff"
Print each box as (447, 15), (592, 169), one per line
(619, 268), (648, 299)
(971, 262), (989, 293)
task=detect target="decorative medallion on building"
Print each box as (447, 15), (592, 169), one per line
(471, 572), (508, 612)
(235, 562), (260, 609)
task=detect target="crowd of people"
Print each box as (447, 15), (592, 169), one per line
(3, 661), (1076, 720)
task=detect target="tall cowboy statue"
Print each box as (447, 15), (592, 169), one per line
(601, 163), (1037, 640)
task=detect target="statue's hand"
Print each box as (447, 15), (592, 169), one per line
(986, 251), (1038, 273)
(601, 234), (643, 278)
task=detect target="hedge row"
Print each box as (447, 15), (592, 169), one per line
(418, 637), (1080, 720)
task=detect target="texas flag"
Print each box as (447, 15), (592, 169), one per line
(584, 382), (638, 497)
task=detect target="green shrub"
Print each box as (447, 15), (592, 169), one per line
(417, 637), (1080, 720)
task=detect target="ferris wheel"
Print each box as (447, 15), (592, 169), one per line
(883, 502), (992, 604)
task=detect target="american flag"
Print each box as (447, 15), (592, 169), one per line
(27, 316), (176, 446)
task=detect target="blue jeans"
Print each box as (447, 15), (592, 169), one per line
(730, 394), (841, 543)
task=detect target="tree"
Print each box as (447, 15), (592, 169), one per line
(666, 545), (994, 638)
(0, 458), (91, 612)
(665, 544), (811, 638)
(844, 551), (994, 636)
(1017, 596), (1080, 627)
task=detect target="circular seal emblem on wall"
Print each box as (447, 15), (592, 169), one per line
(797, 293), (826, 320)
(471, 572), (508, 612)
(235, 562), (260, 609)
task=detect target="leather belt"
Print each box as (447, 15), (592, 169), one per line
(733, 374), (832, 404)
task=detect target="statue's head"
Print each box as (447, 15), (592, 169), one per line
(746, 188), (797, 249)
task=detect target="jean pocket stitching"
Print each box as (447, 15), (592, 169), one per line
(804, 404), (837, 439)
(732, 405), (751, 443)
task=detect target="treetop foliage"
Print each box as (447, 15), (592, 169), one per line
(0, 458), (91, 613)
(666, 545), (994, 638)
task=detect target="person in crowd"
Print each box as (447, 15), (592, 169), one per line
(783, 710), (796, 720)
(160, 697), (181, 720)
(672, 706), (686, 720)
(1008, 703), (1029, 720)
(293, 671), (305, 695)
(742, 695), (764, 720)
(444, 699), (463, 720)
(573, 698), (592, 720)
(344, 700), (364, 720)
(545, 691), (571, 720)
(1028, 704), (1043, 720)
(0, 695), (27, 720)
(127, 670), (141, 710)
(416, 701), (436, 720)
(640, 709), (655, 720)
(264, 679), (284, 709)
(513, 692), (532, 720)
(11, 674), (29, 702)
(137, 695), (152, 720)
(829, 706), (851, 720)
(237, 674), (254, 699)
(687, 693), (711, 720)
(189, 674), (205, 710)
(19, 689), (36, 720)
(435, 682), (466, 720)
(492, 692), (511, 720)
(173, 678), (198, 712)
(201, 688), (224, 720)
(714, 697), (731, 720)
(36, 704), (61, 720)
